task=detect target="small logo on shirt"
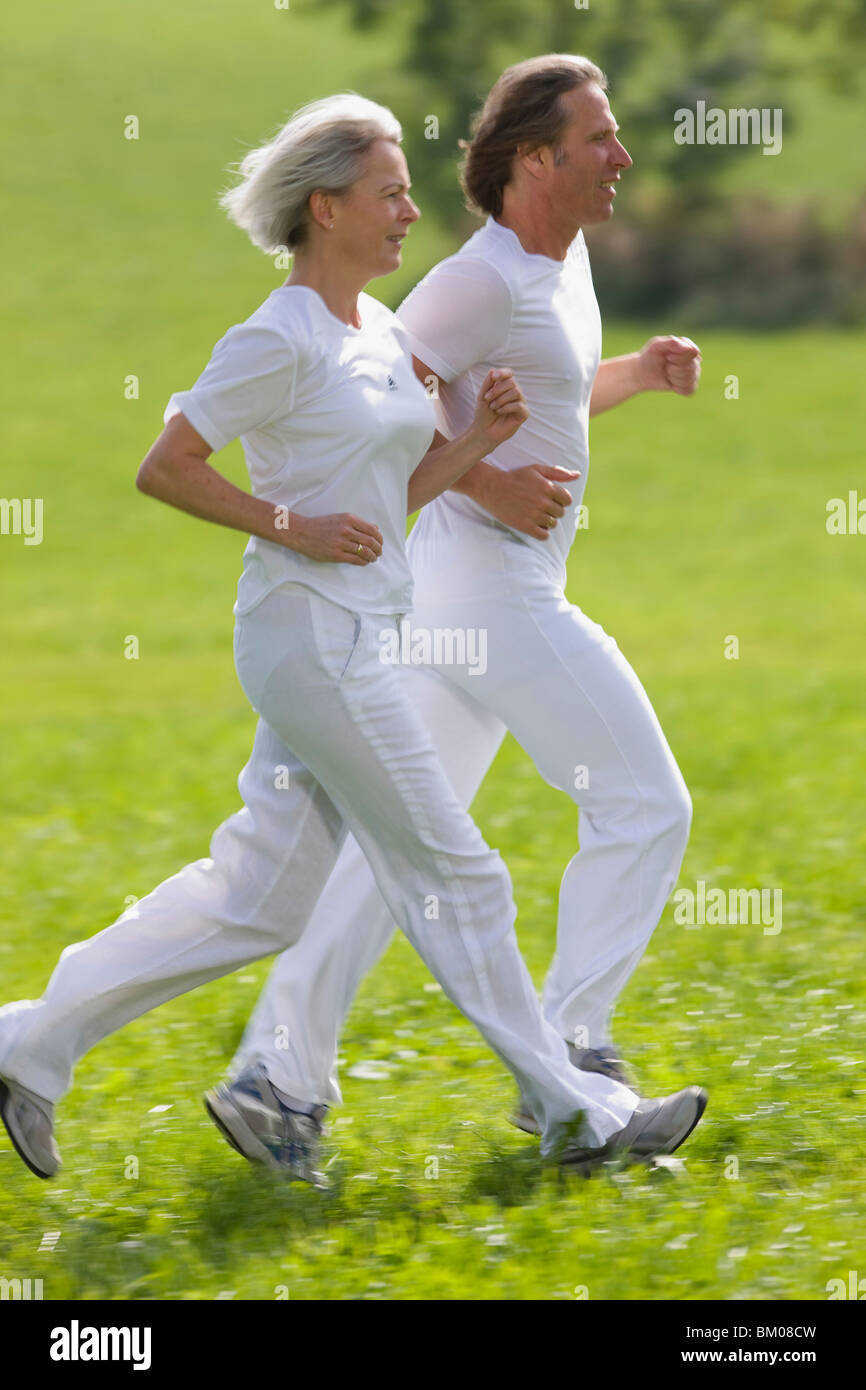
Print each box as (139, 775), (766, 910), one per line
(387, 374), (398, 391)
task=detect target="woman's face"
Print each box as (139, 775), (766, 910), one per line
(330, 139), (420, 278)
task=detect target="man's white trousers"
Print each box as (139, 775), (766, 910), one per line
(230, 523), (693, 1109)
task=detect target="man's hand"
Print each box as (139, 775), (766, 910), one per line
(635, 335), (702, 396)
(475, 463), (582, 541)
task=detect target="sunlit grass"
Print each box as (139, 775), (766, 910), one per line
(1, 1), (864, 1301)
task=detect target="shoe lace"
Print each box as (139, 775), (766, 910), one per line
(585, 1047), (630, 1084)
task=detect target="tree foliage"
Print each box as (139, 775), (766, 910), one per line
(320, 0), (866, 229)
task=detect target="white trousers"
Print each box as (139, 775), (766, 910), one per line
(0, 580), (640, 1153)
(230, 524), (692, 1108)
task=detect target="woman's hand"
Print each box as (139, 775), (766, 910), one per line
(406, 369), (531, 514)
(286, 512), (383, 565)
(471, 368), (530, 450)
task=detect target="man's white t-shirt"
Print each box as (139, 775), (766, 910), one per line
(164, 286), (436, 617)
(397, 216), (602, 587)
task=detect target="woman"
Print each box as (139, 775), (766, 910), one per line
(0, 95), (692, 1185)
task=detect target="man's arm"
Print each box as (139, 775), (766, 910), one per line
(410, 357), (581, 540)
(590, 335), (702, 417)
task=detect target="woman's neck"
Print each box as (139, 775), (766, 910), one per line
(284, 252), (366, 328)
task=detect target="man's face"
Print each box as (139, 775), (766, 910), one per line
(544, 82), (632, 226)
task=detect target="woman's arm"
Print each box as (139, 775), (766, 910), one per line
(407, 368), (528, 514)
(136, 413), (383, 565)
(409, 356), (578, 539)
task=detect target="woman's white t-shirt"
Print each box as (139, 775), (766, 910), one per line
(164, 286), (436, 617)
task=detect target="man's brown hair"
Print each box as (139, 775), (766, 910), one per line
(460, 54), (608, 218)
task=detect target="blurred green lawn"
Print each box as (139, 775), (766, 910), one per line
(1, 0), (865, 1301)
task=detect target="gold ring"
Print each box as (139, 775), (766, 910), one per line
(357, 543), (364, 555)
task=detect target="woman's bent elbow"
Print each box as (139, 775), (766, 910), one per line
(136, 449), (166, 495)
(135, 463), (154, 494)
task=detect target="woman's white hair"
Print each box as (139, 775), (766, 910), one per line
(219, 93), (402, 254)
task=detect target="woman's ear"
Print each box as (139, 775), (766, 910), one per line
(307, 189), (335, 232)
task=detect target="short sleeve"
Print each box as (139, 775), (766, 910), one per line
(163, 320), (298, 452)
(396, 258), (512, 383)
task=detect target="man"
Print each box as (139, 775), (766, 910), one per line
(204, 54), (705, 1184)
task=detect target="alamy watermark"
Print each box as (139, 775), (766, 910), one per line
(826, 1270), (866, 1299)
(50, 1321), (151, 1370)
(826, 491), (866, 535)
(1, 1275), (43, 1299)
(672, 879), (782, 935)
(379, 619), (487, 676)
(0, 497), (43, 545)
(674, 101), (783, 156)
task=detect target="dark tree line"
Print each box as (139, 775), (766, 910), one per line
(318, 0), (866, 323)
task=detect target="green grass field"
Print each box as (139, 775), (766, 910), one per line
(1, 1), (865, 1302)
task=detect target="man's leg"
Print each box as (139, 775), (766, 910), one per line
(229, 664), (506, 1107)
(229, 560), (690, 1109)
(419, 568), (692, 1053)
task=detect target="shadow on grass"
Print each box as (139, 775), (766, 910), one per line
(13, 1101), (755, 1297)
(455, 1132), (549, 1207)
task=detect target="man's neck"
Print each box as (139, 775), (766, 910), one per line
(494, 202), (579, 262)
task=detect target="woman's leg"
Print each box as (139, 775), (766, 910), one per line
(229, 664), (506, 1106)
(0, 713), (349, 1103)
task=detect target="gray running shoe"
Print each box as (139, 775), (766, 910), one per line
(510, 1042), (642, 1136)
(204, 1063), (329, 1189)
(510, 1099), (545, 1136)
(558, 1085), (708, 1174)
(0, 1075), (61, 1179)
(568, 1043), (642, 1096)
